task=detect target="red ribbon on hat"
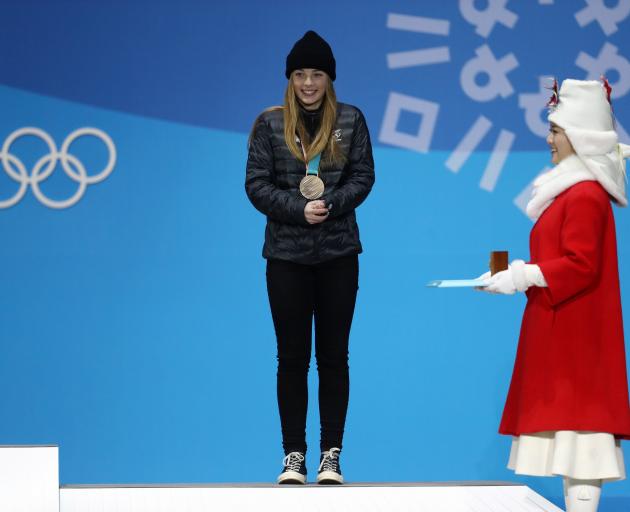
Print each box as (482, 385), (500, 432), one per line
(601, 76), (612, 104)
(546, 78), (559, 108)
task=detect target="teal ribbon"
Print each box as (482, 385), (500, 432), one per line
(306, 153), (321, 176)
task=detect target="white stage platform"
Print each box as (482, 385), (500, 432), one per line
(1, 446), (565, 512)
(60, 482), (563, 512)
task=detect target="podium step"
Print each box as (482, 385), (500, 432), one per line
(0, 445), (59, 512)
(60, 482), (563, 512)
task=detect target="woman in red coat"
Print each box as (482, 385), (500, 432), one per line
(482, 79), (630, 512)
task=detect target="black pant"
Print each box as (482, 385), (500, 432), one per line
(266, 255), (359, 455)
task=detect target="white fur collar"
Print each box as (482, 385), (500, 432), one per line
(526, 154), (595, 221)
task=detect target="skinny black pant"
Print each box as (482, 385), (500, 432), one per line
(266, 254), (358, 455)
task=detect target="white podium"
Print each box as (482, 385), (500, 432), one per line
(0, 445), (59, 512)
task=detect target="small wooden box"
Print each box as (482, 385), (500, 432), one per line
(490, 251), (509, 275)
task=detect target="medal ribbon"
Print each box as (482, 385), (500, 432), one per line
(299, 141), (321, 176)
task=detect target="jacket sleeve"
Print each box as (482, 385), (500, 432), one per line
(537, 187), (608, 306)
(326, 110), (375, 218)
(245, 117), (309, 225)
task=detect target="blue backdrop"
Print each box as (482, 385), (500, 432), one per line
(1, 1), (630, 510)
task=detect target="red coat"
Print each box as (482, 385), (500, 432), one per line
(499, 181), (630, 439)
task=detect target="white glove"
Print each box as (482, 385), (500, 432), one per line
(477, 271), (491, 280)
(485, 267), (517, 295)
(485, 260), (547, 295)
(474, 271), (492, 291)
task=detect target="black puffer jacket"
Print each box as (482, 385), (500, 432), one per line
(245, 103), (375, 264)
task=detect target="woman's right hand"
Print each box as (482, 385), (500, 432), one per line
(304, 200), (329, 224)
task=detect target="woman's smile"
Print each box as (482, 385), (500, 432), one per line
(292, 69), (327, 110)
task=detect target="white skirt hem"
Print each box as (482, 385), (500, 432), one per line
(507, 431), (625, 482)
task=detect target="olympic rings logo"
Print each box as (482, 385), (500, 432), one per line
(0, 127), (116, 209)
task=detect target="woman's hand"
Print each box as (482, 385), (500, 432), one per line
(304, 200), (329, 224)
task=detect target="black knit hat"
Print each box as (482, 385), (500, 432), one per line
(285, 30), (336, 81)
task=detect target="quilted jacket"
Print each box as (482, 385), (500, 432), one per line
(245, 103), (374, 264)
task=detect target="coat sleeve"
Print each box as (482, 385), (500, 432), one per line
(326, 109), (375, 218)
(245, 117), (309, 225)
(537, 186), (609, 307)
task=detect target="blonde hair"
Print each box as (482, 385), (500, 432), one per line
(249, 73), (345, 168)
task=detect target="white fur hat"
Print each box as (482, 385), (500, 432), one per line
(548, 79), (627, 206)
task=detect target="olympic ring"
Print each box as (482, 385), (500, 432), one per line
(0, 127), (116, 209)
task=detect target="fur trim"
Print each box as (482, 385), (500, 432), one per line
(526, 155), (595, 221)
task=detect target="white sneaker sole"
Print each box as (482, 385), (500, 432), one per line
(277, 471), (307, 484)
(316, 471), (343, 484)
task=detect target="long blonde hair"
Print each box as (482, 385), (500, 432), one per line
(249, 75), (345, 168)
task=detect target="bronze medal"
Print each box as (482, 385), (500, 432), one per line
(298, 140), (324, 200)
(299, 175), (325, 200)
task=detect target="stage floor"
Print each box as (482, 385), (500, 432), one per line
(60, 481), (564, 511)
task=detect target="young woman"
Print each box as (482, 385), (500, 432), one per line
(245, 30), (374, 485)
(481, 79), (630, 512)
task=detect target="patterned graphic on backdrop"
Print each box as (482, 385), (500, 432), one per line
(380, 0), (630, 215)
(0, 128), (116, 209)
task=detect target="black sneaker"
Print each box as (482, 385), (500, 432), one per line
(277, 451), (307, 484)
(317, 447), (343, 484)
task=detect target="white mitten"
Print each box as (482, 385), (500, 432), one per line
(485, 268), (517, 295)
(486, 260), (547, 294)
(511, 260), (547, 291)
(474, 271), (492, 291)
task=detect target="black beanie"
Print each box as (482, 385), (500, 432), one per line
(285, 30), (336, 81)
